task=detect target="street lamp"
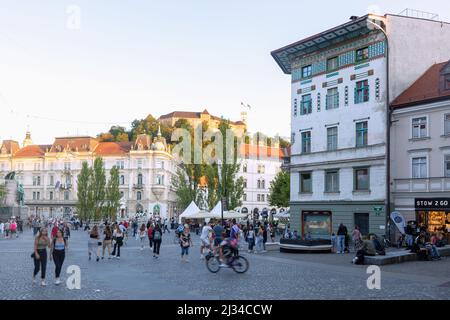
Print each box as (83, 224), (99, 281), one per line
(217, 160), (225, 225)
(367, 15), (392, 241)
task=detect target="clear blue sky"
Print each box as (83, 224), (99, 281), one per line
(0, 0), (449, 144)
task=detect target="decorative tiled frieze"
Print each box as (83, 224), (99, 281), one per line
(344, 86), (349, 106)
(297, 85), (316, 94)
(322, 78), (343, 88)
(317, 93), (321, 112)
(293, 98), (298, 117)
(375, 78), (380, 100)
(350, 69), (374, 81)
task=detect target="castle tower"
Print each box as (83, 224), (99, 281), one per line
(22, 131), (33, 147)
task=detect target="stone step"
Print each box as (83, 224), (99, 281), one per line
(364, 246), (450, 265)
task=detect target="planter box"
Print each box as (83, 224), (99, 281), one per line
(280, 238), (332, 253)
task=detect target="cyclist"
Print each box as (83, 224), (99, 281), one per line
(218, 219), (240, 267)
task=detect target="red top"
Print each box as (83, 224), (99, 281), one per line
(51, 225), (59, 237)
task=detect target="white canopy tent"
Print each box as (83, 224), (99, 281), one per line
(274, 210), (290, 218)
(178, 201), (201, 223)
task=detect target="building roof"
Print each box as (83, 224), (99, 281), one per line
(13, 145), (46, 158)
(271, 15), (373, 74)
(50, 136), (99, 153)
(391, 61), (450, 108)
(239, 144), (284, 160)
(0, 140), (20, 155)
(94, 142), (133, 156)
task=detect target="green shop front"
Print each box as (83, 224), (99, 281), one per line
(289, 201), (387, 239)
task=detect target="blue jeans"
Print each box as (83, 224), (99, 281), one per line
(337, 235), (345, 253)
(181, 246), (189, 256)
(247, 238), (255, 251)
(406, 234), (413, 247)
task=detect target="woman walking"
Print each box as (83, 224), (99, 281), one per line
(32, 227), (51, 286)
(246, 225), (255, 253)
(112, 224), (124, 259)
(50, 229), (67, 285)
(255, 225), (264, 253)
(88, 225), (101, 262)
(102, 225), (112, 259)
(180, 226), (193, 262)
(147, 223), (154, 249)
(138, 224), (147, 250)
(152, 224), (162, 259)
(351, 225), (362, 253)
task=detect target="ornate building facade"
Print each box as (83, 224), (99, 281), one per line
(0, 128), (177, 220)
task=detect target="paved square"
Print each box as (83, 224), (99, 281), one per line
(0, 228), (449, 300)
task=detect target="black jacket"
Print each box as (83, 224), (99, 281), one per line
(337, 225), (348, 236)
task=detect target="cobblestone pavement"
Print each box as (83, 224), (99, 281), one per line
(0, 229), (449, 300)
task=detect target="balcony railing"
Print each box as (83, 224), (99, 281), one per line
(393, 177), (450, 193)
(133, 183), (144, 189)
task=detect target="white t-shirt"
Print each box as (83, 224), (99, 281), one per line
(200, 225), (213, 240)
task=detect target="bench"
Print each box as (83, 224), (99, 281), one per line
(364, 245), (450, 265)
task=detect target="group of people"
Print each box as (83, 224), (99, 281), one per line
(242, 222), (275, 254)
(0, 218), (22, 239)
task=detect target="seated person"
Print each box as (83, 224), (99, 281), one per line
(361, 239), (377, 256)
(371, 235), (386, 255)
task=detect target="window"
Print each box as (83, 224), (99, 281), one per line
(120, 175), (125, 185)
(261, 180), (265, 189)
(120, 191), (124, 198)
(300, 94), (312, 115)
(65, 176), (71, 185)
(243, 179), (247, 188)
(354, 168), (370, 191)
(243, 193), (247, 201)
(355, 80), (369, 104)
(49, 192), (53, 200)
(412, 157), (427, 178)
(37, 176), (41, 186)
(300, 172), (312, 193)
(327, 56), (339, 71)
(49, 175), (54, 186)
(64, 191), (69, 201)
(356, 47), (369, 62)
(301, 131), (311, 154)
(156, 175), (164, 185)
(257, 194), (261, 202)
(116, 161), (125, 170)
(33, 192), (36, 200)
(327, 127), (338, 151)
(137, 159), (143, 169)
(356, 122), (368, 147)
(64, 162), (71, 171)
(444, 114), (450, 135)
(161, 161), (165, 169)
(412, 117), (427, 139)
(257, 180), (261, 189)
(445, 76), (450, 90)
(445, 155), (450, 177)
(326, 88), (339, 110)
(137, 191), (142, 201)
(325, 170), (339, 193)
(243, 164), (247, 173)
(302, 65), (312, 78)
(261, 194), (265, 202)
(137, 174), (143, 185)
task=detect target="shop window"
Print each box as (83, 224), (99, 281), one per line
(302, 211), (332, 239)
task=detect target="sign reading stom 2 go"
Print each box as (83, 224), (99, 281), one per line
(415, 198), (450, 211)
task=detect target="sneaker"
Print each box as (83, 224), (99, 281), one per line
(41, 280), (47, 286)
(101, 256), (104, 260)
(32, 276), (36, 284)
(96, 257), (100, 262)
(200, 254), (204, 260)
(55, 278), (61, 285)
(219, 263), (227, 268)
(116, 256), (120, 260)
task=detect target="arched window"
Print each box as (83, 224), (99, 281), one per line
(137, 191), (142, 201)
(120, 191), (124, 199)
(257, 180), (261, 189)
(137, 174), (143, 185)
(261, 179), (265, 189)
(243, 164), (247, 173)
(120, 175), (125, 185)
(243, 179), (247, 188)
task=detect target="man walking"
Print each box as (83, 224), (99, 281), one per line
(337, 223), (348, 254)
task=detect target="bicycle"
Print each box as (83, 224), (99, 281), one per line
(205, 250), (249, 274)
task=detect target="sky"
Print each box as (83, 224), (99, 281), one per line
(0, 0), (449, 145)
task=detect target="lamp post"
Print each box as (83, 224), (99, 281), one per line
(367, 15), (391, 240)
(217, 160), (225, 225)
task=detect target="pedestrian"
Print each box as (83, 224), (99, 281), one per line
(245, 224), (255, 253)
(163, 218), (170, 234)
(32, 227), (51, 286)
(138, 224), (146, 250)
(180, 226), (193, 262)
(112, 224), (124, 259)
(50, 229), (67, 285)
(10, 220), (17, 238)
(63, 223), (71, 241)
(337, 223), (348, 254)
(331, 233), (337, 253)
(102, 225), (112, 259)
(212, 220), (223, 251)
(0, 221), (4, 238)
(199, 221), (213, 259)
(51, 223), (59, 239)
(262, 224), (268, 252)
(269, 224), (276, 242)
(147, 223), (154, 248)
(405, 222), (414, 249)
(152, 224), (162, 259)
(4, 220), (10, 238)
(255, 225), (264, 253)
(88, 225), (101, 262)
(352, 225), (362, 252)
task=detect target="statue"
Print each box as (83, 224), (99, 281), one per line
(5, 172), (15, 180)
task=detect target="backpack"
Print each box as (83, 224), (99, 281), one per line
(153, 230), (161, 240)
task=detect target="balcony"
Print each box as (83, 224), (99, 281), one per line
(393, 177), (450, 193)
(151, 184), (166, 196)
(133, 183), (144, 189)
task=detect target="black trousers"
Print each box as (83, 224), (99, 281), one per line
(112, 237), (123, 257)
(148, 238), (153, 248)
(52, 249), (65, 278)
(33, 249), (47, 279)
(153, 240), (161, 255)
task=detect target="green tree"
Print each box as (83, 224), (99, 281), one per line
(104, 166), (121, 221)
(76, 161), (92, 221)
(269, 170), (290, 208)
(171, 163), (201, 212)
(89, 158), (106, 221)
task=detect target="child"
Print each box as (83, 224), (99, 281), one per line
(331, 233), (337, 253)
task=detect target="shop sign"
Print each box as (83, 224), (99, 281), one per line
(415, 198), (450, 210)
(373, 206), (383, 216)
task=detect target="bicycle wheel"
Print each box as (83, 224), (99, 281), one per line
(231, 256), (249, 274)
(206, 256), (221, 273)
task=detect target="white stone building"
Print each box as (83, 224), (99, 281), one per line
(272, 13), (450, 238)
(0, 129), (178, 220)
